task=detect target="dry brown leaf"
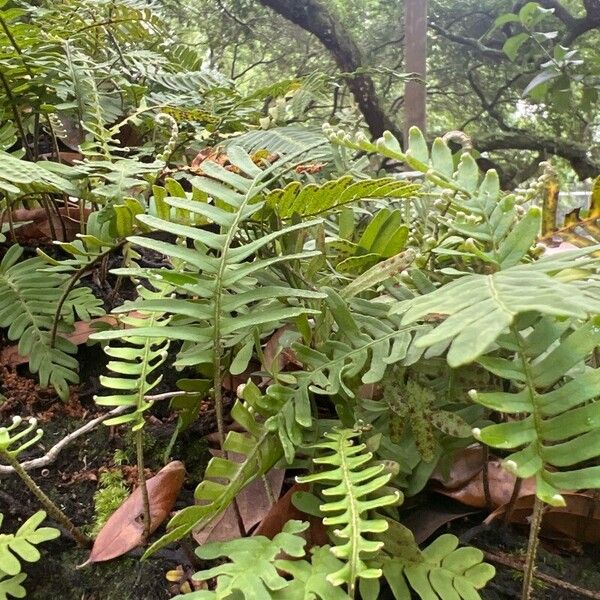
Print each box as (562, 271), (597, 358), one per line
(432, 459), (536, 509)
(485, 493), (600, 544)
(253, 483), (328, 547)
(85, 461), (185, 564)
(10, 205), (91, 243)
(0, 316), (119, 367)
(192, 452), (284, 545)
(403, 502), (480, 544)
(431, 446), (485, 490)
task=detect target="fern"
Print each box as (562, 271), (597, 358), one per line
(0, 152), (78, 196)
(291, 289), (416, 398)
(398, 246), (600, 367)
(0, 511), (59, 600)
(229, 126), (330, 161)
(470, 316), (600, 506)
(93, 284), (171, 431)
(0, 245), (104, 399)
(176, 521), (350, 600)
(95, 145), (326, 446)
(298, 429), (400, 595)
(378, 531), (495, 600)
(265, 176), (419, 219)
(331, 207), (412, 275)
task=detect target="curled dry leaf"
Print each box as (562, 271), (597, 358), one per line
(485, 493), (600, 544)
(85, 461), (185, 564)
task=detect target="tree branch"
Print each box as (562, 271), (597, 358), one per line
(476, 131), (600, 180)
(428, 22), (504, 60)
(256, 0), (402, 140)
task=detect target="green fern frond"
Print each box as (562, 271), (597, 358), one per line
(265, 176), (419, 219)
(292, 290), (415, 397)
(398, 246), (600, 367)
(0, 245), (104, 399)
(93, 285), (171, 431)
(0, 151), (78, 196)
(178, 520), (309, 600)
(471, 316), (600, 506)
(0, 511), (59, 577)
(380, 532), (495, 600)
(230, 126), (330, 161)
(298, 429), (401, 595)
(177, 524), (350, 600)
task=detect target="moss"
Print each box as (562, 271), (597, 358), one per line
(86, 468), (129, 537)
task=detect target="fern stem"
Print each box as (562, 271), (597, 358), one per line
(135, 430), (151, 543)
(0, 70), (32, 160)
(522, 495), (544, 600)
(511, 326), (546, 600)
(2, 451), (91, 547)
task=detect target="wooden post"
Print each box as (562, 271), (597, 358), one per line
(404, 0), (428, 140)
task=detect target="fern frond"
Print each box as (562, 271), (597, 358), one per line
(398, 246), (600, 367)
(230, 126), (330, 161)
(471, 316), (600, 506)
(380, 532), (495, 600)
(144, 383), (286, 557)
(181, 520), (309, 600)
(93, 285), (171, 431)
(0, 246), (104, 399)
(292, 290), (415, 397)
(179, 528), (350, 600)
(0, 511), (59, 578)
(0, 152), (78, 196)
(298, 429), (401, 595)
(265, 176), (419, 219)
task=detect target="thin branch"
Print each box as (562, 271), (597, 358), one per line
(0, 406), (128, 477)
(428, 22), (504, 60)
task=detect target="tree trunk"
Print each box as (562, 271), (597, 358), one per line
(403, 0), (427, 139)
(257, 0), (401, 140)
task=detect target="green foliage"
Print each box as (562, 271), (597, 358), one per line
(380, 533), (495, 600)
(0, 511), (59, 600)
(94, 146), (326, 368)
(0, 245), (104, 399)
(471, 317), (600, 506)
(383, 377), (472, 462)
(298, 429), (400, 594)
(93, 284), (171, 431)
(399, 247), (600, 367)
(265, 176), (419, 219)
(176, 521), (349, 600)
(144, 383), (285, 557)
(0, 416), (43, 459)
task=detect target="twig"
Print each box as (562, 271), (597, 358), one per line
(0, 406), (128, 476)
(484, 550), (600, 600)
